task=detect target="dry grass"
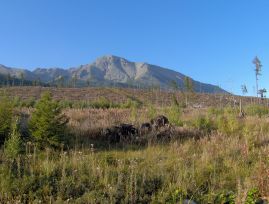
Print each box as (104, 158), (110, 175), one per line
(1, 88), (269, 203)
(1, 86), (267, 108)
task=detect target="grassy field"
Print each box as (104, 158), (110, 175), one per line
(0, 87), (269, 203)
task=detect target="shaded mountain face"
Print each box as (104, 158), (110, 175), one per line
(0, 64), (36, 81)
(0, 55), (226, 93)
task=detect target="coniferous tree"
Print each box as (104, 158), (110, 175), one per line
(184, 76), (193, 92)
(7, 73), (11, 86)
(20, 72), (24, 86)
(170, 80), (179, 92)
(4, 117), (23, 159)
(0, 96), (13, 145)
(29, 92), (69, 148)
(184, 76), (193, 107)
(86, 78), (90, 87)
(72, 74), (78, 88)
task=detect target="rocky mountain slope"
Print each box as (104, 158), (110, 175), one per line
(0, 55), (226, 93)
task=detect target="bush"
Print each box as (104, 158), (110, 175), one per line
(13, 97), (36, 108)
(215, 112), (243, 135)
(166, 105), (182, 126)
(214, 191), (236, 204)
(59, 100), (73, 109)
(0, 95), (13, 145)
(147, 104), (157, 119)
(245, 105), (269, 118)
(245, 188), (261, 204)
(91, 97), (116, 109)
(208, 107), (224, 116)
(164, 189), (188, 203)
(193, 115), (215, 134)
(29, 92), (69, 149)
(4, 117), (23, 159)
(120, 98), (141, 109)
(21, 97), (36, 108)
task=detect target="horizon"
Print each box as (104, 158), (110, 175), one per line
(1, 0), (269, 95)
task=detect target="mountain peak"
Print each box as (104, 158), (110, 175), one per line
(97, 55), (122, 60)
(0, 55), (227, 93)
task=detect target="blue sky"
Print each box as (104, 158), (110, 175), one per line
(1, 0), (269, 95)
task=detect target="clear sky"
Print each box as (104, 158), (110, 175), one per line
(1, 0), (269, 95)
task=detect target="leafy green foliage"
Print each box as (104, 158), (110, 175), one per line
(245, 188), (260, 204)
(164, 189), (188, 203)
(214, 191), (236, 204)
(29, 92), (69, 148)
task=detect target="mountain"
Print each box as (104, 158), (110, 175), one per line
(0, 64), (36, 80)
(0, 65), (37, 86)
(0, 55), (226, 93)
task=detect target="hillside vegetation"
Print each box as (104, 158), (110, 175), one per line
(0, 86), (264, 108)
(0, 87), (269, 203)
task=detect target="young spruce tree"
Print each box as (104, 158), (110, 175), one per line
(0, 95), (13, 145)
(29, 92), (69, 149)
(4, 117), (23, 159)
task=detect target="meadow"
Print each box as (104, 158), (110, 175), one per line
(0, 87), (269, 203)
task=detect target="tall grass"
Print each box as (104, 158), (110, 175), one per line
(1, 97), (269, 203)
(0, 131), (268, 203)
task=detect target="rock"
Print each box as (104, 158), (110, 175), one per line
(238, 111), (245, 118)
(102, 126), (121, 143)
(150, 115), (169, 130)
(102, 124), (138, 143)
(118, 123), (138, 135)
(156, 129), (172, 141)
(256, 198), (268, 204)
(141, 122), (152, 130)
(140, 122), (152, 134)
(182, 199), (197, 204)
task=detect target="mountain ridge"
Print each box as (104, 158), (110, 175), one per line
(0, 55), (227, 93)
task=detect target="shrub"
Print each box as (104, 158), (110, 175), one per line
(216, 114), (243, 135)
(120, 98), (141, 109)
(166, 105), (182, 126)
(29, 92), (69, 149)
(91, 97), (115, 109)
(245, 105), (269, 118)
(21, 97), (36, 108)
(208, 107), (224, 117)
(164, 188), (188, 203)
(4, 117), (23, 159)
(59, 100), (73, 109)
(12, 97), (36, 108)
(147, 104), (157, 119)
(245, 188), (261, 204)
(214, 191), (236, 204)
(193, 115), (215, 134)
(0, 95), (13, 145)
